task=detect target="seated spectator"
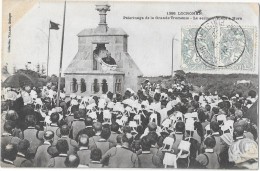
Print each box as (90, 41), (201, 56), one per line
(1, 144), (18, 167)
(48, 139), (69, 167)
(88, 148), (103, 168)
(53, 124), (78, 155)
(77, 134), (91, 166)
(101, 133), (139, 168)
(195, 136), (220, 169)
(64, 154), (80, 168)
(34, 130), (54, 167)
(14, 139), (33, 167)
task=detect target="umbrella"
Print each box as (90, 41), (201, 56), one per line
(3, 73), (34, 88)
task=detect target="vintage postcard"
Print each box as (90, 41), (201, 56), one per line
(1, 0), (259, 169)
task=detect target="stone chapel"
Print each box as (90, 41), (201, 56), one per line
(64, 3), (143, 96)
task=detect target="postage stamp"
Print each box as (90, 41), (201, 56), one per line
(181, 24), (257, 71)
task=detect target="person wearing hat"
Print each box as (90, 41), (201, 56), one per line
(34, 130), (55, 167)
(184, 118), (201, 168)
(48, 139), (69, 167)
(77, 134), (91, 166)
(195, 136), (220, 169)
(229, 138), (258, 169)
(53, 124), (78, 155)
(171, 122), (185, 154)
(209, 121), (225, 155)
(13, 139), (33, 167)
(219, 122), (234, 169)
(102, 51), (116, 65)
(101, 133), (139, 168)
(1, 144), (18, 167)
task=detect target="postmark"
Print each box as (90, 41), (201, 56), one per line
(181, 26), (256, 72)
(195, 16), (246, 68)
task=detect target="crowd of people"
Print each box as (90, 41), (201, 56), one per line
(1, 80), (258, 168)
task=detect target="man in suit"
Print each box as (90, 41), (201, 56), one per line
(53, 124), (78, 155)
(34, 131), (54, 167)
(48, 139), (69, 167)
(108, 122), (120, 146)
(76, 117), (95, 141)
(13, 139), (33, 167)
(101, 133), (139, 168)
(1, 144), (18, 167)
(77, 134), (91, 166)
(88, 122), (102, 150)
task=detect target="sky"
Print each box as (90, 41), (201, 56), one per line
(2, 1), (259, 76)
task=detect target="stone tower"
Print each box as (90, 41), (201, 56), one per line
(64, 3), (142, 96)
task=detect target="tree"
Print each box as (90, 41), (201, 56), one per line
(36, 63), (40, 73)
(173, 70), (186, 83)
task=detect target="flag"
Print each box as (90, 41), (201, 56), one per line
(49, 21), (60, 30)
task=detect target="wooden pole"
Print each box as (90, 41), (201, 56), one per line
(47, 25), (50, 76)
(171, 37), (174, 77)
(56, 1), (66, 107)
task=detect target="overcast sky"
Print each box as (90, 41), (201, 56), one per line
(2, 1), (259, 76)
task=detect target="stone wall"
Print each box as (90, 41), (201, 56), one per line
(65, 73), (124, 96)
